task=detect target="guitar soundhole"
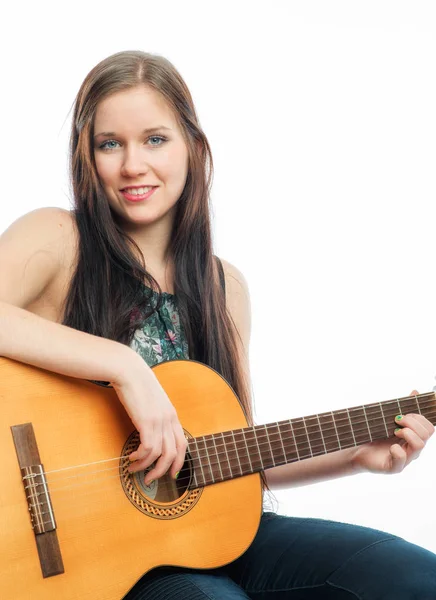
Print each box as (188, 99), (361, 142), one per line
(119, 430), (202, 520)
(132, 458), (191, 502)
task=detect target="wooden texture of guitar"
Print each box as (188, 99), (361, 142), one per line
(1, 357), (435, 600)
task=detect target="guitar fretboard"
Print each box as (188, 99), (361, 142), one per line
(187, 392), (436, 488)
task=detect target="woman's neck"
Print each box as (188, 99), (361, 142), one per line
(124, 219), (175, 292)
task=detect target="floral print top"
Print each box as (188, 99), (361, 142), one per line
(129, 288), (189, 367)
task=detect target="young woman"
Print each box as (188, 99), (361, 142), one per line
(0, 50), (435, 599)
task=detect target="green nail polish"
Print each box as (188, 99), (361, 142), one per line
(395, 415), (403, 421)
(395, 427), (401, 433)
(175, 471), (180, 480)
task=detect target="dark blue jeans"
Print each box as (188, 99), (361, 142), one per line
(123, 512), (436, 599)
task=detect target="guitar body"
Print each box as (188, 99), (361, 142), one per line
(0, 358), (262, 600)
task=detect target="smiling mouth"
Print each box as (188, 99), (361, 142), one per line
(120, 187), (158, 202)
(121, 186), (157, 195)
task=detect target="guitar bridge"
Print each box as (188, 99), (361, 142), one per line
(21, 464), (56, 534)
(11, 423), (64, 578)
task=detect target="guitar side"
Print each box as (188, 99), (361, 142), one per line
(0, 358), (262, 600)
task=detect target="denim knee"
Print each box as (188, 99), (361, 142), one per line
(327, 536), (436, 599)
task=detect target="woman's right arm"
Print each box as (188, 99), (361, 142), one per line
(0, 208), (187, 482)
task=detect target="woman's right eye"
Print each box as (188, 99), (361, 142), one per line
(99, 140), (120, 151)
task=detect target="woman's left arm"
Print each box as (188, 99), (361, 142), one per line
(221, 259), (435, 490)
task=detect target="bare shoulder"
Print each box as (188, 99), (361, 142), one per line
(2, 206), (75, 235)
(219, 258), (250, 298)
(219, 258), (251, 346)
(0, 206), (78, 277)
(0, 207), (78, 310)
(1, 207), (77, 249)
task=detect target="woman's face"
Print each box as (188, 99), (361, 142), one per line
(93, 85), (189, 230)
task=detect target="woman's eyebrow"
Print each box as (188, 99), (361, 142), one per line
(94, 126), (172, 139)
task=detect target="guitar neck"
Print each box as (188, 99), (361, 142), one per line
(188, 391), (436, 488)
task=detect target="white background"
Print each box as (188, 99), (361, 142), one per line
(1, 1), (436, 553)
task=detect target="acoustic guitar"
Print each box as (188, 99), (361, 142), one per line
(1, 357), (435, 599)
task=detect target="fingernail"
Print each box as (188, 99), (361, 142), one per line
(395, 415), (403, 421)
(145, 479), (154, 487)
(395, 427), (401, 433)
(174, 471), (180, 480)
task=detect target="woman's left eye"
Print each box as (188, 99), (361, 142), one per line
(148, 136), (167, 146)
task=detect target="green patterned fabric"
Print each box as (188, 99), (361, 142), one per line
(130, 288), (189, 367)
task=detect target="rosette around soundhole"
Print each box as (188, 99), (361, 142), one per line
(119, 430), (202, 519)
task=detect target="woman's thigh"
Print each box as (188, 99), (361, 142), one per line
(221, 512), (436, 599)
(122, 513), (436, 599)
(123, 568), (251, 600)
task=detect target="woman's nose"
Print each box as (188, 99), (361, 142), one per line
(121, 146), (147, 178)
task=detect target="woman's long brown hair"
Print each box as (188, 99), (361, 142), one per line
(63, 50), (252, 423)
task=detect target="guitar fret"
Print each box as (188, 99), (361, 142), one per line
(277, 422), (288, 459)
(301, 417), (313, 457)
(288, 420), (300, 460)
(244, 428), (263, 471)
(379, 402), (390, 439)
(278, 421), (299, 463)
(196, 437), (212, 486)
(381, 401), (397, 433)
(362, 405), (372, 441)
(346, 408), (356, 446)
(224, 431), (239, 480)
(242, 429), (254, 473)
(219, 432), (232, 481)
(266, 423), (286, 465)
(192, 437), (206, 487)
(399, 395), (423, 417)
(303, 415), (325, 457)
(205, 434), (224, 485)
(232, 429), (252, 477)
(346, 407), (366, 446)
(205, 436), (217, 484)
(262, 424), (276, 468)
(330, 411), (342, 449)
(290, 418), (311, 460)
(231, 431), (243, 477)
(335, 410), (355, 448)
(363, 404), (387, 442)
(380, 402), (389, 436)
(254, 428), (263, 465)
(211, 434), (224, 481)
(317, 414), (327, 454)
(187, 440), (199, 488)
(319, 413), (341, 453)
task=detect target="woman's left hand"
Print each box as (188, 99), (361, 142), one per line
(351, 391), (435, 474)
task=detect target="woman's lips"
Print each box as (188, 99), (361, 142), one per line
(121, 187), (158, 203)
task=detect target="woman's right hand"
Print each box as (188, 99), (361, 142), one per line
(112, 351), (188, 485)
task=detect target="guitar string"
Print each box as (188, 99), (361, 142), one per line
(32, 409), (436, 504)
(40, 394), (435, 479)
(40, 397), (436, 483)
(31, 430), (433, 531)
(36, 405), (436, 496)
(22, 393), (435, 507)
(40, 399), (436, 492)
